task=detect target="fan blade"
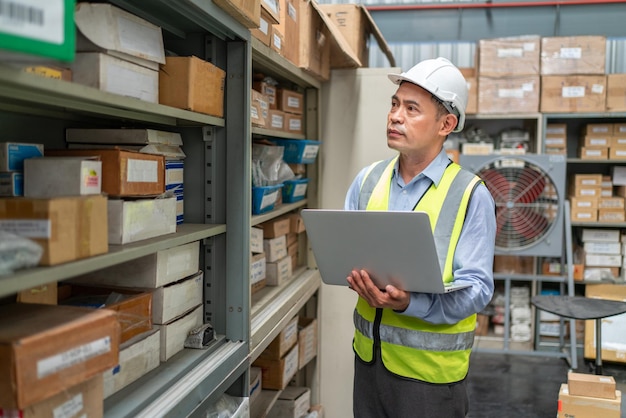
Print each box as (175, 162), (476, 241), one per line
(480, 169), (511, 202)
(510, 207), (549, 240)
(512, 167), (546, 204)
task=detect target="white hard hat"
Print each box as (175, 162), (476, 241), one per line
(388, 57), (468, 133)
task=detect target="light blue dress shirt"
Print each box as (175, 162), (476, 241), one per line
(344, 148), (496, 325)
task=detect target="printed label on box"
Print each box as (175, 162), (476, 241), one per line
(0, 219), (51, 238)
(563, 86), (585, 98)
(54, 392), (84, 418)
(127, 159), (158, 182)
(38, 336), (112, 378)
(560, 47), (582, 59)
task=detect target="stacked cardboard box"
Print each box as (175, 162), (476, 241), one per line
(251, 226), (267, 294)
(558, 372), (622, 417)
(73, 3), (165, 103)
(262, 216), (293, 286)
(477, 35), (541, 114)
(0, 142), (43, 197)
(581, 229), (622, 282)
(252, 315), (300, 390)
(584, 284), (626, 363)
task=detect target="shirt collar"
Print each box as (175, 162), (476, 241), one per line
(393, 148), (450, 187)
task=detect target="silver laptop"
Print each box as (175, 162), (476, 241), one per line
(300, 209), (471, 293)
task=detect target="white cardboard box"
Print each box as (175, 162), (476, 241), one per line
(24, 157), (102, 198)
(263, 235), (287, 262)
(72, 52), (159, 103)
(266, 255), (292, 286)
(152, 271), (203, 325)
(66, 128), (182, 146)
(251, 252), (267, 287)
(157, 304), (203, 362)
(103, 328), (161, 398)
(75, 2), (165, 71)
(251, 227), (264, 253)
(108, 196), (176, 244)
(69, 241), (200, 288)
(268, 386), (311, 418)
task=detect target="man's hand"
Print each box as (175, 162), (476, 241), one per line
(347, 269), (410, 312)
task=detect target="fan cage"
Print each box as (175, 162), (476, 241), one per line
(476, 158), (561, 253)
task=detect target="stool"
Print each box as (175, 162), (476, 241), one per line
(531, 295), (626, 375)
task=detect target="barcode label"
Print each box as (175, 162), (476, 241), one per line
(0, 0), (64, 44)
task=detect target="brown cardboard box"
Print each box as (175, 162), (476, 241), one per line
(268, 109), (286, 131)
(159, 56), (226, 117)
(607, 74), (626, 112)
(261, 0), (280, 24)
(297, 317), (317, 369)
(285, 113), (304, 135)
(251, 7), (272, 46)
(277, 88), (304, 115)
(0, 195), (108, 266)
(46, 148), (165, 197)
(558, 383), (621, 418)
(584, 284), (626, 363)
(252, 343), (299, 390)
(579, 146), (608, 160)
(17, 283), (58, 305)
(568, 372), (616, 399)
(213, 0), (261, 28)
(271, 25), (285, 55)
(58, 284), (153, 343)
(465, 76), (478, 114)
(259, 315), (298, 360)
(478, 35), (541, 76)
(0, 304), (119, 409)
(277, 0), (300, 65)
(262, 216), (291, 238)
(298, 0), (331, 81)
(1, 375), (103, 418)
(541, 36), (606, 75)
(477, 75), (540, 114)
(541, 75), (607, 113)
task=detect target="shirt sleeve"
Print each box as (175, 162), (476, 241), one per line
(344, 166), (370, 210)
(399, 182), (497, 324)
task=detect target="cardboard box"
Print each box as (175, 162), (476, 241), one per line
(568, 372), (616, 399)
(271, 26), (285, 55)
(319, 3), (393, 69)
(75, 2), (165, 71)
(0, 304), (119, 409)
(251, 7), (273, 46)
(66, 128), (183, 147)
(213, 0), (261, 28)
(277, 0), (300, 65)
(276, 89), (304, 115)
(252, 343), (299, 390)
(58, 284), (153, 344)
(266, 255), (293, 286)
(262, 217), (291, 238)
(477, 75), (540, 114)
(103, 328), (160, 398)
(268, 109), (286, 131)
(268, 386), (311, 418)
(465, 76), (478, 114)
(261, 0), (281, 24)
(540, 75), (607, 113)
(24, 65), (73, 81)
(0, 375), (103, 418)
(579, 147), (608, 161)
(157, 304), (203, 362)
(584, 284), (626, 363)
(478, 35), (541, 76)
(71, 52), (159, 103)
(259, 315), (299, 360)
(0, 171), (23, 197)
(298, 0), (331, 81)
(24, 156), (102, 198)
(151, 271), (203, 325)
(249, 366), (263, 406)
(71, 241), (199, 289)
(0, 195), (108, 266)
(285, 114), (304, 135)
(17, 283), (58, 305)
(108, 196), (177, 245)
(264, 235), (288, 262)
(251, 252), (267, 294)
(251, 89), (270, 125)
(251, 227), (264, 253)
(298, 317), (317, 369)
(558, 383), (621, 418)
(159, 56), (226, 118)
(45, 148), (165, 197)
(0, 142), (44, 171)
(541, 36), (606, 75)
(607, 74), (626, 112)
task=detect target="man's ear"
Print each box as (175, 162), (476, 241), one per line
(440, 113), (458, 136)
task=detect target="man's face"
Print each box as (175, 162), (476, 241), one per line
(387, 82), (451, 156)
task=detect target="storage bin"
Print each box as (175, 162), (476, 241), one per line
(282, 178), (309, 203)
(270, 139), (321, 164)
(252, 184), (283, 214)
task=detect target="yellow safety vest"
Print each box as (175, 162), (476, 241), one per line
(353, 156), (482, 383)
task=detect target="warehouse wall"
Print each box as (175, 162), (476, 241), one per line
(319, 67), (398, 417)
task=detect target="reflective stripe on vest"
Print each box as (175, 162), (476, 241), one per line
(352, 156), (482, 383)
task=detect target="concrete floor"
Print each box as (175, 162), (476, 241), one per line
(467, 352), (626, 417)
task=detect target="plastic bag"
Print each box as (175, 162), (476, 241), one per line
(0, 231), (43, 275)
(252, 143), (295, 187)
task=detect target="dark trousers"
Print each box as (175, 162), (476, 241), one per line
(353, 356), (469, 418)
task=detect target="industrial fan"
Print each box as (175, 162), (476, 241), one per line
(459, 154), (567, 256)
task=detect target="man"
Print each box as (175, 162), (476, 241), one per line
(344, 57), (496, 417)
